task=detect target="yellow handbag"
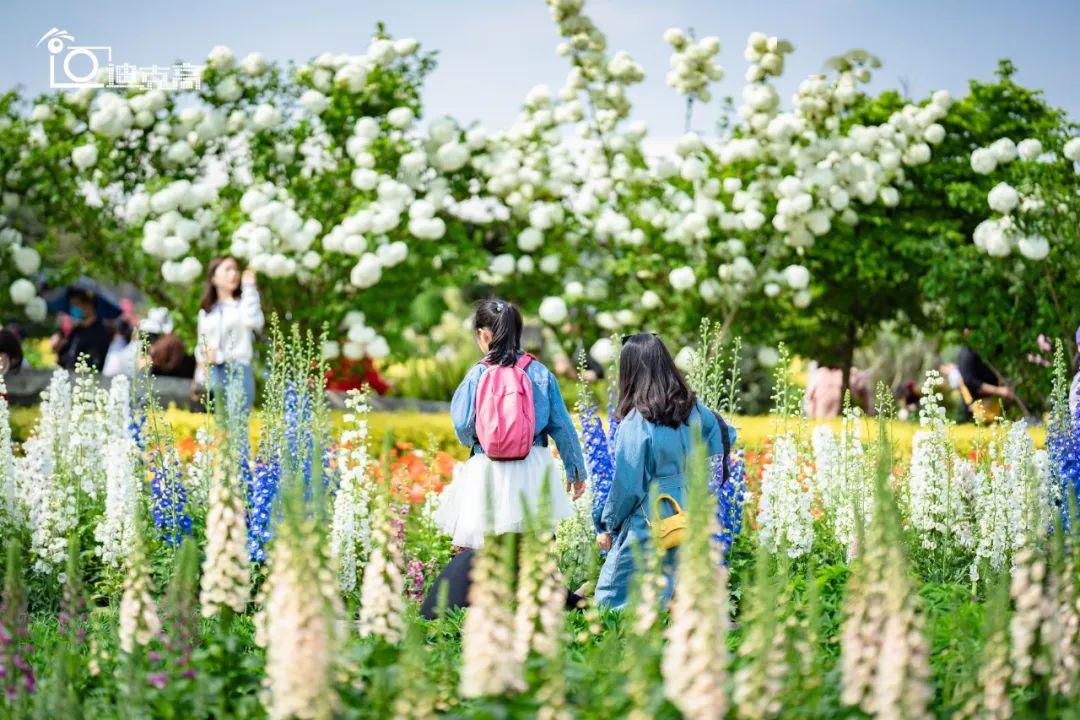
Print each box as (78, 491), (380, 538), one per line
(644, 494), (688, 550)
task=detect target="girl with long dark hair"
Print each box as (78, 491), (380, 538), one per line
(195, 256), (264, 411)
(434, 298), (586, 549)
(593, 332), (736, 609)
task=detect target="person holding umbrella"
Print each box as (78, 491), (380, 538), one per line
(48, 280), (121, 372)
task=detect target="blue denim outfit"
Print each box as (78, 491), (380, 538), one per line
(593, 402), (734, 610)
(450, 354), (587, 483)
(209, 362), (256, 413)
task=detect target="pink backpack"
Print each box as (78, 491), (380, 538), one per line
(474, 354), (536, 460)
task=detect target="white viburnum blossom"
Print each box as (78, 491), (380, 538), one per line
(538, 296), (568, 325)
(1063, 137), (1080, 162)
(987, 182), (1020, 214)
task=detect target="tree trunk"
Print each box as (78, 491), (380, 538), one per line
(840, 317), (858, 411)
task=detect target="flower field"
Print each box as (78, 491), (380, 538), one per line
(0, 331), (1078, 719)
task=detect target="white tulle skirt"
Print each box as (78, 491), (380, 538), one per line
(433, 446), (575, 548)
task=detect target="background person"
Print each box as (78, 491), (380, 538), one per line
(957, 328), (1014, 423)
(102, 319), (137, 378)
(52, 288), (112, 372)
(593, 332), (734, 610)
(196, 256), (264, 412)
(0, 328), (23, 378)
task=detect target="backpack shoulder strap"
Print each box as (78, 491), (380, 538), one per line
(711, 409), (732, 484)
(515, 353), (534, 371)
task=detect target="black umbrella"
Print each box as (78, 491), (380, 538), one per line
(45, 277), (122, 320)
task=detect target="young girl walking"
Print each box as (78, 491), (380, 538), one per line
(434, 299), (586, 549)
(593, 332), (736, 610)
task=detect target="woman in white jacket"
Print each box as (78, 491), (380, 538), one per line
(197, 256), (264, 411)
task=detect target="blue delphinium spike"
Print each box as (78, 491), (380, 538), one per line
(246, 448), (281, 563)
(709, 449), (747, 558)
(149, 452), (192, 546)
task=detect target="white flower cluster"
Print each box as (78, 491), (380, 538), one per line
(968, 135), (1071, 260)
(971, 422), (1056, 580)
(664, 29), (723, 100)
(134, 179), (219, 284)
(67, 370), (113, 500)
(321, 310), (390, 363)
(294, 35), (421, 98)
(118, 540), (161, 654)
(200, 470), (251, 617)
(1, 224), (46, 320)
(840, 495), (933, 718)
(811, 410), (870, 557)
(460, 536), (524, 697)
(356, 508), (406, 644)
(16, 371), (79, 575)
(256, 515), (345, 720)
(94, 376), (140, 568)
(232, 183), (323, 279)
(757, 433), (814, 558)
(906, 371), (974, 551)
(329, 389), (374, 593)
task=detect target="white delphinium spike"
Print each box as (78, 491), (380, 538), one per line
(200, 468), (250, 617)
(460, 535), (524, 698)
(185, 426), (215, 508)
(906, 371), (974, 551)
(118, 537), (161, 654)
(758, 433), (813, 557)
(330, 389), (373, 593)
(356, 505), (406, 644)
(811, 412), (870, 557)
(972, 422), (1045, 579)
(66, 367), (110, 500)
(95, 437), (139, 567)
(18, 370), (77, 575)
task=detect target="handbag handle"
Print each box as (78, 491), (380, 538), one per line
(641, 493), (683, 527)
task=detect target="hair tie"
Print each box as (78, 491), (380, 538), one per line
(493, 302), (503, 313)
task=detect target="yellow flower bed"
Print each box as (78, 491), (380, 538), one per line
(8, 404), (1044, 458)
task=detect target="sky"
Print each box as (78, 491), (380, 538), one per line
(2, 0), (1078, 142)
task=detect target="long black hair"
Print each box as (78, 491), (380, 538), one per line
(474, 298), (523, 366)
(616, 332), (696, 428)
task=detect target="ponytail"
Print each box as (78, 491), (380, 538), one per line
(474, 298), (523, 366)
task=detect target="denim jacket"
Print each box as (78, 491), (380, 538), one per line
(594, 401), (735, 535)
(451, 354), (587, 482)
